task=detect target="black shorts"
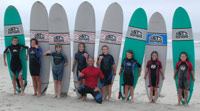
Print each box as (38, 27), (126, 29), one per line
(123, 72), (134, 86)
(103, 71), (112, 86)
(78, 86), (102, 104)
(150, 73), (157, 87)
(10, 63), (22, 77)
(52, 68), (63, 81)
(178, 77), (189, 90)
(30, 62), (40, 76)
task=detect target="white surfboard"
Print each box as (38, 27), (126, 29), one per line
(73, 1), (96, 96)
(144, 12), (167, 101)
(97, 2), (123, 99)
(30, 1), (50, 95)
(49, 3), (71, 96)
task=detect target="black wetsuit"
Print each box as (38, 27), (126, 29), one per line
(4, 44), (28, 77)
(29, 47), (42, 76)
(121, 58), (141, 86)
(98, 54), (115, 85)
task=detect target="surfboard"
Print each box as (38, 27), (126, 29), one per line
(73, 1), (96, 96)
(49, 3), (71, 96)
(97, 2), (123, 99)
(144, 12), (167, 102)
(172, 7), (195, 104)
(30, 1), (50, 95)
(4, 5), (27, 93)
(119, 8), (147, 100)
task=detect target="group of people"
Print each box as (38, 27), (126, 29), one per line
(3, 36), (195, 105)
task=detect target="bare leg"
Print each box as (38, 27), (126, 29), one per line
(19, 76), (24, 96)
(54, 80), (58, 98)
(154, 87), (158, 103)
(101, 86), (106, 100)
(149, 87), (153, 103)
(177, 89), (183, 105)
(12, 77), (16, 94)
(57, 81), (62, 98)
(32, 76), (37, 96)
(184, 89), (188, 106)
(130, 86), (134, 102)
(36, 76), (41, 96)
(108, 85), (112, 101)
(124, 85), (129, 102)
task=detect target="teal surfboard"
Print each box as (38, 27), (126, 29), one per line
(172, 7), (195, 104)
(119, 8), (147, 100)
(4, 6), (27, 93)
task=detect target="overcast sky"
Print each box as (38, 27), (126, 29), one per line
(0, 0), (200, 33)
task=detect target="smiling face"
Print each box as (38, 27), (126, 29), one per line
(78, 44), (85, 52)
(152, 53), (158, 61)
(180, 53), (187, 62)
(55, 46), (62, 52)
(126, 52), (133, 59)
(102, 46), (109, 55)
(31, 40), (36, 47)
(87, 58), (94, 67)
(12, 38), (18, 45)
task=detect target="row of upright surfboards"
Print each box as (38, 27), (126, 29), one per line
(4, 1), (194, 104)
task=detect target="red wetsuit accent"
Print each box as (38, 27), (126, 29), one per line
(176, 61), (193, 81)
(81, 66), (104, 88)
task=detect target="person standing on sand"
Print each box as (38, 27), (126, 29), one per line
(78, 57), (106, 104)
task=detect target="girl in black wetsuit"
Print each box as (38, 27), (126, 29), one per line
(144, 51), (165, 103)
(119, 50), (142, 102)
(29, 39), (42, 96)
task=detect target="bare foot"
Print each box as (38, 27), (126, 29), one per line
(20, 91), (24, 96)
(175, 103), (181, 106)
(57, 95), (61, 98)
(130, 99), (134, 102)
(33, 93), (37, 96)
(54, 95), (57, 98)
(37, 93), (41, 97)
(14, 92), (17, 95)
(123, 99), (128, 102)
(108, 97), (111, 101)
(184, 104), (189, 107)
(82, 96), (86, 101)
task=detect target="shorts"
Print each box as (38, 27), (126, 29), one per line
(52, 68), (63, 81)
(10, 64), (22, 78)
(30, 62), (40, 76)
(78, 85), (102, 104)
(178, 77), (189, 90)
(76, 68), (85, 81)
(150, 73), (157, 87)
(103, 71), (112, 86)
(123, 72), (134, 86)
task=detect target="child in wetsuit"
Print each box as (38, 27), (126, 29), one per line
(174, 52), (195, 106)
(119, 50), (142, 102)
(72, 43), (89, 87)
(144, 51), (165, 103)
(44, 43), (68, 98)
(3, 37), (29, 95)
(29, 38), (42, 96)
(97, 45), (116, 101)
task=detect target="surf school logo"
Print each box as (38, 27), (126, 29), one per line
(150, 35), (163, 43)
(34, 33), (45, 40)
(79, 34), (90, 41)
(151, 64), (156, 69)
(180, 66), (186, 71)
(105, 34), (116, 41)
(8, 27), (20, 34)
(130, 30), (142, 38)
(53, 36), (64, 42)
(176, 31), (188, 39)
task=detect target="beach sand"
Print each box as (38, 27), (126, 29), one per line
(0, 57), (200, 111)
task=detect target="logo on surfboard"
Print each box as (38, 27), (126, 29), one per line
(49, 33), (70, 45)
(34, 33), (45, 40)
(105, 34), (117, 41)
(130, 30), (142, 38)
(8, 27), (20, 34)
(53, 36), (64, 42)
(30, 31), (49, 42)
(79, 34), (90, 41)
(100, 31), (122, 44)
(149, 35), (163, 43)
(176, 31), (188, 39)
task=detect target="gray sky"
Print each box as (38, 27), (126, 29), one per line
(0, 0), (200, 33)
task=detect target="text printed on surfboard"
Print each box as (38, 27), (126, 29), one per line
(30, 31), (49, 42)
(74, 31), (95, 43)
(126, 27), (147, 41)
(146, 34), (167, 45)
(100, 31), (122, 45)
(49, 33), (70, 45)
(172, 29), (193, 41)
(4, 24), (24, 36)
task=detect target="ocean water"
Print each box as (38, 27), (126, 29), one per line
(1, 32), (200, 60)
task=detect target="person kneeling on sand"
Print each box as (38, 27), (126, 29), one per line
(78, 57), (106, 104)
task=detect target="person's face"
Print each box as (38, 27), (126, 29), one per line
(152, 53), (158, 61)
(12, 38), (18, 45)
(102, 47), (109, 55)
(180, 54), (187, 62)
(79, 44), (85, 52)
(31, 40), (36, 47)
(56, 46), (62, 52)
(126, 52), (132, 59)
(87, 58), (94, 67)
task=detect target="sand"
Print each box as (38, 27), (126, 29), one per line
(0, 57), (200, 111)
